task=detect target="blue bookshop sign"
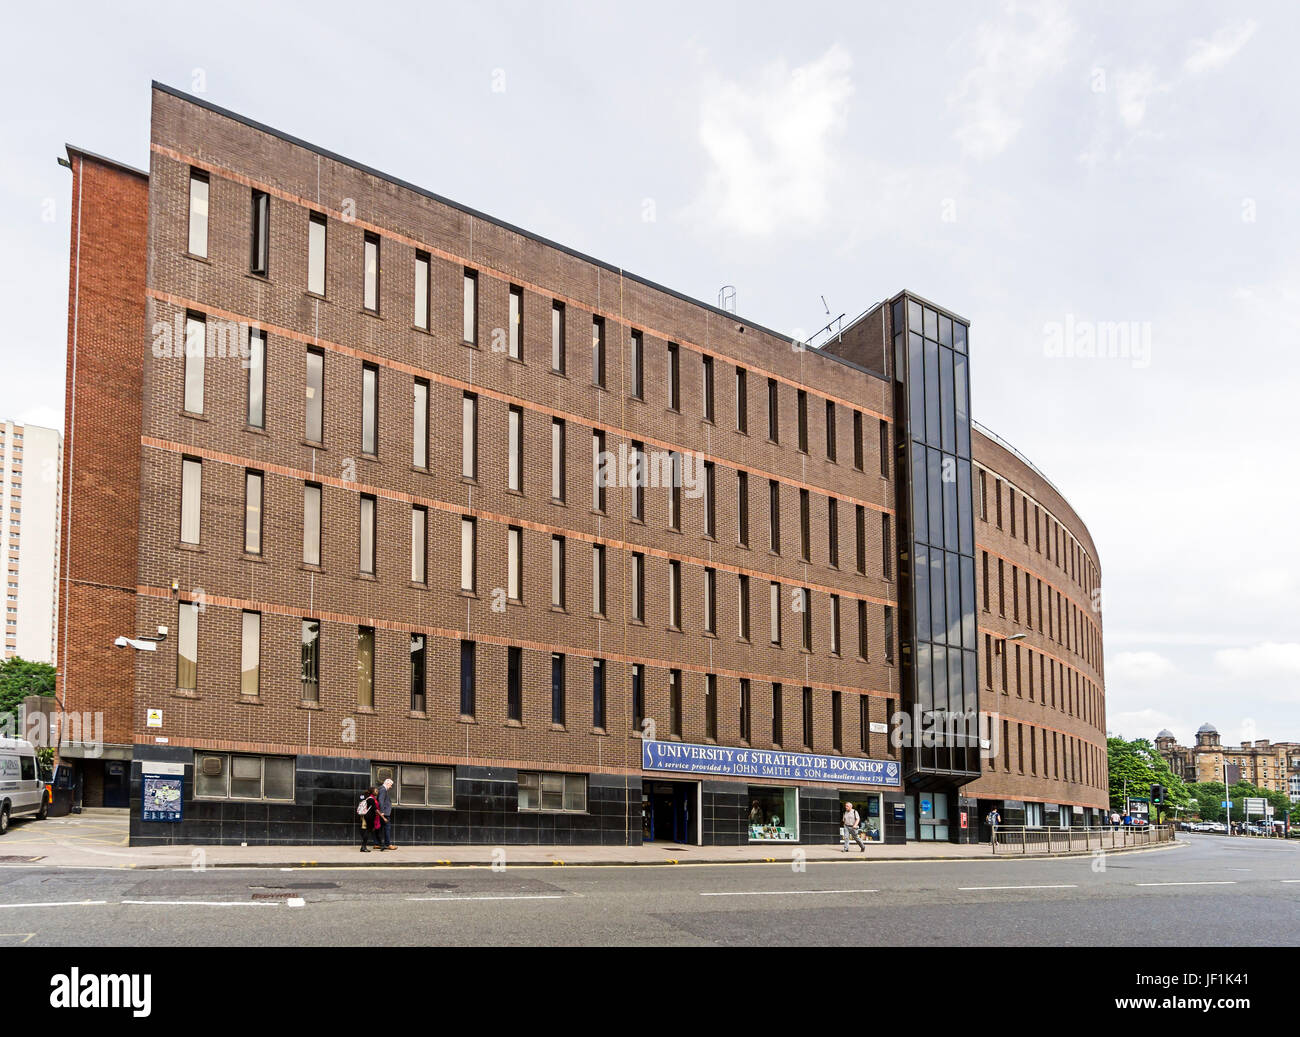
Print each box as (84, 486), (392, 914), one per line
(642, 740), (901, 786)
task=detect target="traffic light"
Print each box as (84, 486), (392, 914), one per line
(1150, 784), (1165, 805)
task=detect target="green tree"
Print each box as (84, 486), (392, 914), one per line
(0, 657), (56, 730)
(1107, 736), (1191, 820)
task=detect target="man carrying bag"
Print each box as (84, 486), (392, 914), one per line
(841, 801), (866, 853)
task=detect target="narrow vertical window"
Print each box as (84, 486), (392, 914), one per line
(704, 461), (716, 538)
(767, 378), (779, 442)
(551, 301), (566, 373)
(508, 406), (523, 491)
(592, 430), (607, 511)
(832, 690), (842, 751)
(828, 498), (839, 567)
(667, 343), (680, 410)
(180, 457), (202, 545)
(591, 316), (605, 387)
(739, 679), (751, 743)
(705, 674), (717, 740)
(551, 654), (566, 726)
(414, 251), (430, 330)
(356, 627), (375, 709)
(508, 285), (523, 360)
(879, 419), (889, 476)
(462, 269), (478, 343)
(884, 605), (895, 663)
(507, 526), (522, 600)
(738, 574), (750, 641)
(631, 441), (645, 520)
(668, 452), (682, 530)
(802, 687), (814, 748)
(592, 544), (606, 615)
(855, 505), (866, 574)
(800, 588), (812, 651)
(799, 489), (810, 561)
(737, 470), (749, 546)
(462, 393), (478, 480)
(770, 581), (781, 645)
(410, 634), (427, 712)
(460, 517), (476, 592)
(702, 355), (715, 421)
(305, 348), (324, 443)
(735, 367), (748, 433)
(301, 620), (320, 702)
(629, 329), (643, 398)
(668, 560), (682, 628)
(246, 328), (266, 429)
(551, 535), (566, 608)
(187, 170), (209, 257)
(303, 483), (321, 565)
(177, 601), (198, 691)
(412, 379), (429, 468)
(507, 646), (522, 723)
(632, 664), (645, 729)
(460, 640), (476, 717)
(630, 552), (644, 621)
(768, 480), (780, 553)
(592, 659), (606, 730)
(411, 506), (427, 583)
(860, 695), (869, 751)
(881, 513), (892, 580)
(797, 390), (808, 452)
(361, 363), (378, 455)
(359, 495), (376, 575)
(825, 400), (836, 461)
(857, 599), (868, 659)
(772, 683), (783, 745)
(830, 594), (841, 655)
(670, 670), (683, 737)
(307, 213), (327, 296)
(184, 313), (205, 414)
(551, 419), (565, 501)
(704, 567), (717, 634)
(363, 233), (380, 313)
(250, 190), (270, 276)
(243, 470), (263, 555)
(853, 410), (864, 470)
(240, 611), (260, 698)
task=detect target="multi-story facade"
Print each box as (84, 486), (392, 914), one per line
(1156, 726), (1300, 801)
(1, 420), (62, 663)
(57, 84), (1107, 843)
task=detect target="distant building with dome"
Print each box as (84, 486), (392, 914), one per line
(1154, 726), (1300, 802)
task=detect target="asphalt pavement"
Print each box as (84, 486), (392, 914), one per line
(0, 833), (1294, 946)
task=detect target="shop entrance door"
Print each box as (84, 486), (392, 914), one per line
(917, 791), (951, 841)
(103, 761), (129, 808)
(643, 782), (696, 843)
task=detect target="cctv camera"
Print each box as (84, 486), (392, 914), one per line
(114, 636), (128, 648)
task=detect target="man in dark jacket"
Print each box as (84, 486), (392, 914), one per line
(377, 777), (397, 850)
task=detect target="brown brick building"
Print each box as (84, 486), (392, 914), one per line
(56, 84), (1107, 845)
(1156, 726), (1300, 801)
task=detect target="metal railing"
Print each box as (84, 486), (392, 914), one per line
(991, 824), (1175, 855)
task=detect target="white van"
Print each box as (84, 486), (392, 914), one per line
(0, 737), (48, 834)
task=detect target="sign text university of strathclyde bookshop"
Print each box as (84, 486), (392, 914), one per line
(642, 740), (901, 786)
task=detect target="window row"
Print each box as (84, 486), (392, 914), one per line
(982, 633), (1104, 730)
(980, 550), (1101, 672)
(988, 721), (1107, 791)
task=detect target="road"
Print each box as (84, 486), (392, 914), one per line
(0, 834), (1294, 946)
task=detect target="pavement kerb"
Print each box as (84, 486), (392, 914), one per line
(60, 838), (1183, 871)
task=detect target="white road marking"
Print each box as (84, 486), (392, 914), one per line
(1280, 879), (1300, 884)
(286, 897), (305, 907)
(120, 900), (281, 907)
(958, 884), (1078, 891)
(700, 888), (879, 897)
(406, 894), (569, 902)
(1134, 881), (1236, 887)
(0, 900), (107, 909)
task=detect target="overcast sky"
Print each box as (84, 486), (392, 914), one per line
(3, 1), (1296, 747)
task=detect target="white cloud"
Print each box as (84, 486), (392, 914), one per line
(1185, 20), (1258, 76)
(949, 0), (1075, 160)
(1109, 650), (1178, 683)
(1114, 65), (1168, 129)
(1106, 707), (1181, 741)
(1213, 642), (1300, 679)
(692, 44), (853, 236)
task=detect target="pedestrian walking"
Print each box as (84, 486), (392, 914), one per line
(841, 802), (866, 852)
(377, 777), (397, 850)
(358, 786), (381, 852)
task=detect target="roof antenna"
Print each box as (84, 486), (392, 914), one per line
(821, 295), (831, 315)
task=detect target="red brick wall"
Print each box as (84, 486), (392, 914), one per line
(57, 151), (148, 749)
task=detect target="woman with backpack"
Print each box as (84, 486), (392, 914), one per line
(358, 786), (381, 852)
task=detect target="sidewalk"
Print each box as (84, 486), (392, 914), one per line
(0, 814), (1183, 870)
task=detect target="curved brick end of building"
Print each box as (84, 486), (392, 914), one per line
(964, 425), (1107, 834)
